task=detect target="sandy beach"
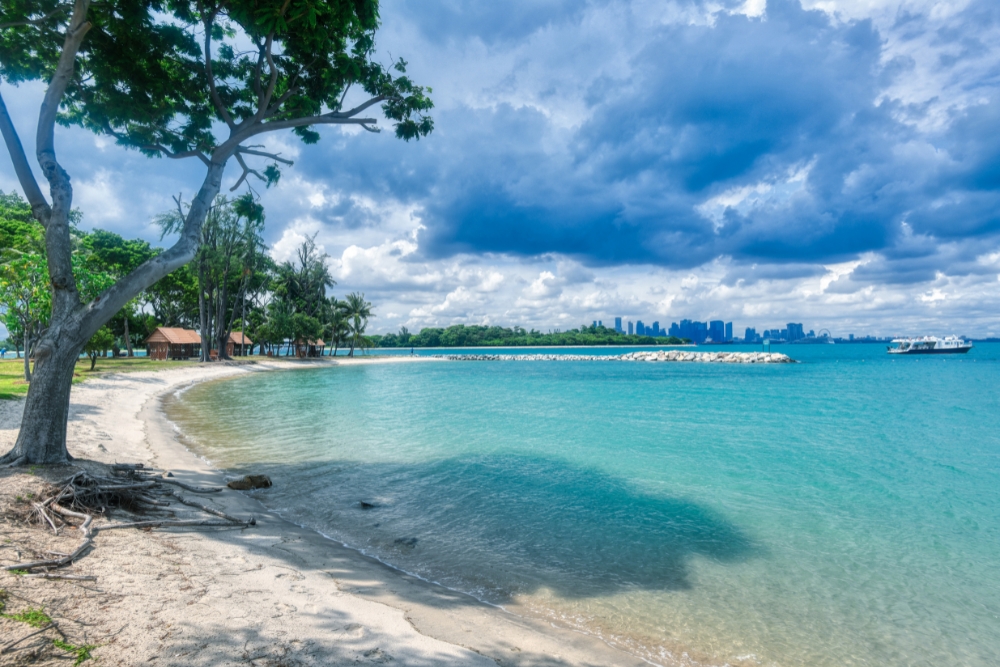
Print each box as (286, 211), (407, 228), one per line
(0, 358), (648, 667)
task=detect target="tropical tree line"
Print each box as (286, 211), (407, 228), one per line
(373, 324), (688, 348)
(1, 191), (376, 380)
(0, 0), (430, 465)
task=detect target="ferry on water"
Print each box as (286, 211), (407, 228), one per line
(887, 336), (973, 355)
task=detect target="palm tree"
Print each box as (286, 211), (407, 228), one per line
(327, 298), (350, 356)
(343, 292), (373, 357)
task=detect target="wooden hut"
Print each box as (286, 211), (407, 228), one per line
(145, 327), (202, 360)
(227, 331), (253, 357)
(293, 339), (325, 358)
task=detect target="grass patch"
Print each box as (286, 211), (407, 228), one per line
(0, 356), (199, 400)
(53, 639), (98, 666)
(3, 606), (52, 627)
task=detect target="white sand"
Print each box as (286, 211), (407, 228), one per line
(0, 358), (649, 666)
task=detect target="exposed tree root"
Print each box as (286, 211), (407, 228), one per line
(4, 463), (253, 573)
(0, 454), (26, 468)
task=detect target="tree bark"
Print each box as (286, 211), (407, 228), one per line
(1, 328), (81, 464)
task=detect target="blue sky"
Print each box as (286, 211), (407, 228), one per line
(2, 0), (1000, 337)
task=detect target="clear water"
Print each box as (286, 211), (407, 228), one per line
(165, 344), (1000, 666)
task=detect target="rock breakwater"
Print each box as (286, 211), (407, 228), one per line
(438, 350), (795, 364)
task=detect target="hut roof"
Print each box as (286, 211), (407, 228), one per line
(145, 327), (202, 345)
(228, 331), (252, 345)
(294, 338), (325, 346)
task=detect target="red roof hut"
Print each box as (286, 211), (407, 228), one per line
(144, 327), (202, 360)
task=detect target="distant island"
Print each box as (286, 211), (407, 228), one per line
(371, 324), (688, 348)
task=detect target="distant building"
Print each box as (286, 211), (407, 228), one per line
(598, 320), (603, 327)
(725, 322), (733, 341)
(744, 327), (758, 343)
(593, 320), (598, 328)
(709, 320), (725, 342)
(628, 321), (634, 335)
(693, 321), (707, 343)
(787, 323), (804, 342)
(636, 320), (646, 335)
(615, 317), (623, 333)
(849, 333), (854, 341)
(651, 321), (660, 336)
(669, 322), (680, 337)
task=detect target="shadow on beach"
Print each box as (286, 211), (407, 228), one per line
(217, 452), (759, 604)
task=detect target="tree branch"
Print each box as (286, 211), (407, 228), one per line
(230, 151), (263, 191)
(36, 0), (90, 174)
(34, 0), (90, 316)
(0, 91), (50, 219)
(235, 146), (294, 165)
(79, 160), (229, 338)
(0, 4), (71, 29)
(256, 33), (279, 122)
(203, 14), (235, 130)
(334, 95), (390, 119)
(143, 143), (210, 166)
(253, 115), (378, 136)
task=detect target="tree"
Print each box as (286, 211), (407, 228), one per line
(83, 325), (114, 370)
(81, 229), (157, 356)
(327, 299), (350, 356)
(0, 0), (432, 464)
(0, 254), (50, 381)
(343, 292), (372, 357)
(158, 194), (266, 360)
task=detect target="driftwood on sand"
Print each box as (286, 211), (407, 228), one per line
(5, 463), (253, 575)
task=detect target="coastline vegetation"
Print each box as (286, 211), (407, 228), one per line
(0, 0), (432, 465)
(373, 324), (687, 348)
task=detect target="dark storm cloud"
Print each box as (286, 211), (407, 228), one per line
(287, 0), (1000, 282)
(5, 0), (998, 293)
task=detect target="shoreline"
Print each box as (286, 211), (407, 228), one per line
(2, 357), (653, 666)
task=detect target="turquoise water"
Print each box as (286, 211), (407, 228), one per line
(166, 344), (1000, 666)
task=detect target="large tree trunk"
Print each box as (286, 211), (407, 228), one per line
(1, 325), (83, 464)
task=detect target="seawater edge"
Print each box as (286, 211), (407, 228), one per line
(161, 345), (1000, 667)
(152, 357), (664, 667)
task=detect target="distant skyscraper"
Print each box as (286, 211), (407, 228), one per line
(745, 327), (758, 342)
(628, 321), (634, 335)
(787, 323), (804, 342)
(652, 321), (660, 336)
(598, 320), (603, 327)
(592, 320), (597, 328)
(636, 320), (646, 335)
(725, 322), (733, 341)
(693, 321), (708, 344)
(669, 322), (680, 337)
(709, 320), (725, 342)
(679, 319), (694, 340)
(615, 317), (623, 333)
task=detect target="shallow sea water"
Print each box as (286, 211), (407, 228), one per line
(165, 343), (1000, 666)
